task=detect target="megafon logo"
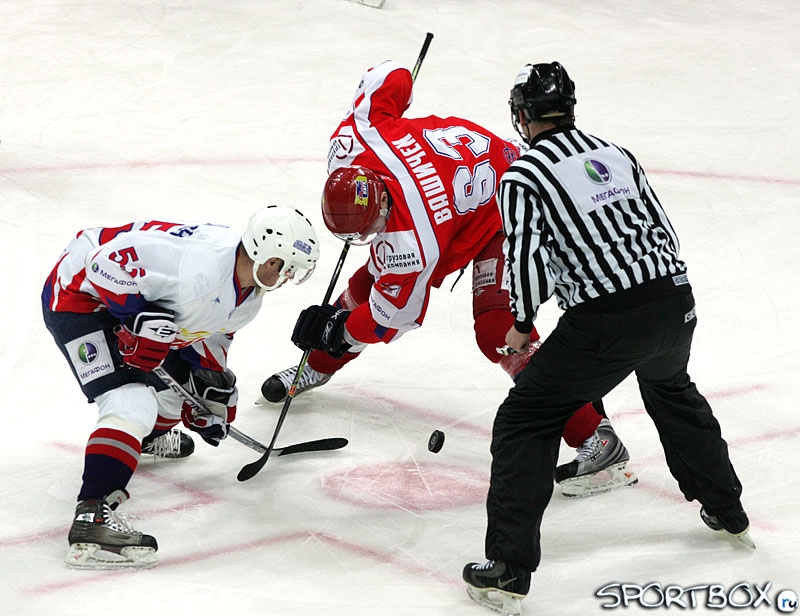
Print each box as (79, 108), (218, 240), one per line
(584, 159), (611, 184)
(78, 342), (98, 364)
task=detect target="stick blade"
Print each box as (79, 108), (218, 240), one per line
(276, 437), (349, 456)
(237, 455), (270, 482)
(236, 438), (349, 481)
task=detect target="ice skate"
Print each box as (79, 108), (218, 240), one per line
(141, 428), (195, 459)
(65, 490), (158, 569)
(261, 364), (332, 403)
(700, 506), (756, 549)
(555, 419), (638, 497)
(463, 560), (530, 616)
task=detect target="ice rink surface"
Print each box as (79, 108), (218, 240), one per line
(1, 0), (799, 614)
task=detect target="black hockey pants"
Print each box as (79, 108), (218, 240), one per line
(484, 290), (743, 571)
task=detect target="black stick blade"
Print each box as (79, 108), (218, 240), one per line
(236, 437), (349, 481)
(237, 454), (269, 482)
(276, 437), (348, 457)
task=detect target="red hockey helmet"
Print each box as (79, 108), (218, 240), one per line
(321, 166), (390, 245)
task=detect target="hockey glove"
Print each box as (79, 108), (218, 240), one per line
(116, 311), (178, 372)
(181, 369), (238, 447)
(291, 304), (351, 358)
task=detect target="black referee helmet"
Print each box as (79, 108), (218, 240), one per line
(509, 62), (576, 135)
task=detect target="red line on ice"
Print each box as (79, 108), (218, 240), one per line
(1, 156), (797, 187)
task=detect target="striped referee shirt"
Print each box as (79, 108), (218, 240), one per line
(499, 126), (687, 331)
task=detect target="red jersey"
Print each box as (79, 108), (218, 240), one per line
(327, 60), (520, 344)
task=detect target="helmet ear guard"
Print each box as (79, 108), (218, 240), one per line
(509, 61), (576, 140)
(241, 205), (320, 291)
(321, 166), (390, 246)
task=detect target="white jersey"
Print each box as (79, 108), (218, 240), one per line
(43, 220), (262, 371)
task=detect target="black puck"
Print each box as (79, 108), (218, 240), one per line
(428, 430), (445, 453)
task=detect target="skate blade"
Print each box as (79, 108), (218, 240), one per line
(716, 527), (756, 550)
(560, 462), (638, 498)
(733, 530), (756, 549)
(466, 585), (523, 616)
(65, 543), (158, 570)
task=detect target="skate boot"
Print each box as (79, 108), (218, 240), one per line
(65, 489), (158, 569)
(261, 364), (332, 403)
(141, 428), (195, 459)
(555, 418), (638, 497)
(700, 505), (755, 549)
(463, 560), (530, 616)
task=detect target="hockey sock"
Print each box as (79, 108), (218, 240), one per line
(77, 427), (139, 501)
(562, 403), (603, 448)
(307, 349), (360, 375)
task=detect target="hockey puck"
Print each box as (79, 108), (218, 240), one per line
(428, 430), (445, 453)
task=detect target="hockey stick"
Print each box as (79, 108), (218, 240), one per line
(228, 428), (348, 458)
(152, 367), (348, 458)
(237, 32), (434, 482)
(238, 242), (351, 481)
(411, 32), (434, 82)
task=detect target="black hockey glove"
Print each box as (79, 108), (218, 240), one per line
(291, 304), (351, 358)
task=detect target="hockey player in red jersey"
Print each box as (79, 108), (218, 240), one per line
(42, 206), (319, 569)
(263, 60), (637, 496)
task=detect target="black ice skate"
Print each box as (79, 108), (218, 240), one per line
(555, 419), (638, 497)
(261, 364), (332, 403)
(700, 505), (756, 549)
(141, 428), (195, 459)
(65, 490), (158, 569)
(463, 560), (530, 616)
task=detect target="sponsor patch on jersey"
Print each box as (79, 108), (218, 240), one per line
(327, 125), (366, 172)
(66, 331), (115, 385)
(472, 258), (498, 291)
(372, 231), (423, 274)
(378, 283), (402, 298)
(553, 145), (638, 214)
(89, 262), (138, 288)
(368, 290), (399, 326)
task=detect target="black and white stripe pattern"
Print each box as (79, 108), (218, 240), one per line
(499, 127), (686, 324)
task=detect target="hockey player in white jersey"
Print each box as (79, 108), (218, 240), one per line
(42, 205), (319, 569)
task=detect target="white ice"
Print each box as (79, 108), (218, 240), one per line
(1, 1), (799, 614)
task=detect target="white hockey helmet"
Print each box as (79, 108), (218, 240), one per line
(241, 205), (320, 291)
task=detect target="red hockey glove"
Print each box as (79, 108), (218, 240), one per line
(116, 311), (178, 372)
(181, 369), (237, 446)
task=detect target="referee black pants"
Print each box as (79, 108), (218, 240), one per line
(484, 291), (743, 571)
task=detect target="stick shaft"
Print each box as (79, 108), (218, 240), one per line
(239, 31), (435, 482)
(411, 32), (434, 82)
(238, 243), (350, 481)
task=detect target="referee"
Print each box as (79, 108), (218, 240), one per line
(462, 62), (752, 614)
